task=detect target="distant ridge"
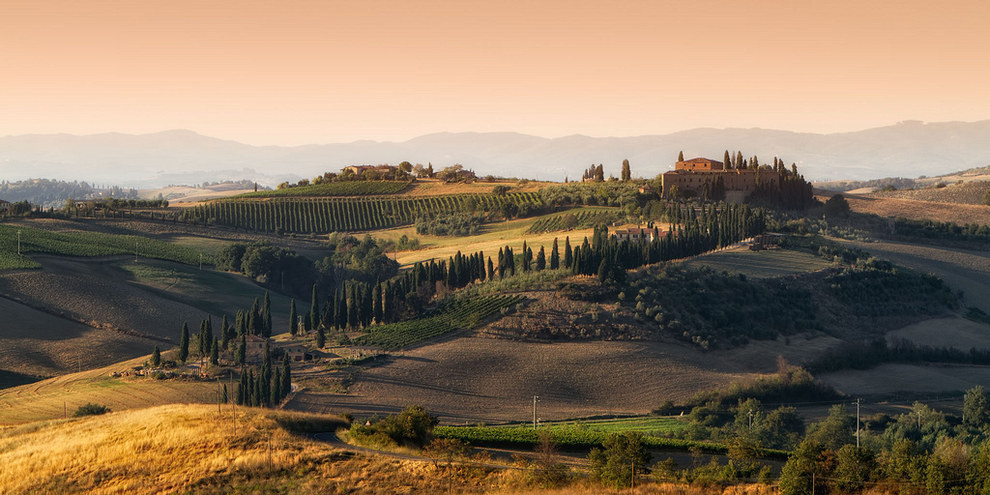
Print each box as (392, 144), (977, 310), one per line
(1, 121), (988, 187)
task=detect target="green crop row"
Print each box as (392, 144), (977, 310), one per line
(355, 295), (523, 350)
(0, 224), (206, 270)
(433, 424), (789, 459)
(235, 181), (413, 198)
(185, 193), (544, 234)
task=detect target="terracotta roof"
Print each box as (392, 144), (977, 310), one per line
(681, 158), (724, 165)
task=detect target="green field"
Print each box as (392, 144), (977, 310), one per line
(234, 180), (412, 198)
(683, 246), (832, 278)
(0, 224), (206, 270)
(355, 295), (524, 350)
(435, 415), (788, 458)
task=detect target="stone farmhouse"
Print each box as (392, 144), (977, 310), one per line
(661, 157), (779, 201)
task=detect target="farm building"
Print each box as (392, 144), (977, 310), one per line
(282, 344), (314, 362)
(613, 227), (663, 242)
(0, 200), (9, 213)
(242, 335), (270, 363)
(661, 157), (780, 200)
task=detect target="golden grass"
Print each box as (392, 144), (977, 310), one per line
(0, 402), (778, 494)
(375, 214), (596, 267)
(0, 356), (218, 425)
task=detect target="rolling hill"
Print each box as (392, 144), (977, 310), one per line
(2, 120), (989, 187)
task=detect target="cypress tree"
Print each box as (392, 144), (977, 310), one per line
(288, 299), (297, 336)
(151, 346), (161, 367)
(564, 237), (573, 268)
(724, 150), (731, 169)
(521, 241), (529, 271)
(262, 291), (272, 338)
(210, 338), (219, 366)
(621, 159), (631, 181)
(178, 322), (190, 362)
(347, 287), (359, 329)
(281, 354), (291, 402)
(372, 282), (383, 324)
(309, 284), (319, 331)
(236, 334), (246, 365)
(550, 238), (560, 269)
(316, 326), (326, 348)
(249, 297), (260, 334)
(220, 314), (231, 350)
(487, 256), (495, 280)
(536, 246), (546, 270)
(678, 150), (684, 162)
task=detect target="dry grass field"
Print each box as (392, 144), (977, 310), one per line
(403, 178), (551, 196)
(0, 297), (152, 384)
(0, 402), (777, 494)
(379, 214), (597, 267)
(838, 193), (990, 225)
(866, 180), (990, 205)
(0, 357), (220, 425)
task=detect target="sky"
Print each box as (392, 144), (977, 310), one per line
(2, 0), (989, 146)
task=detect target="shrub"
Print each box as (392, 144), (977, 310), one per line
(73, 403), (111, 417)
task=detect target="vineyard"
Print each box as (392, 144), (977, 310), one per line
(234, 180), (412, 198)
(354, 295), (524, 350)
(527, 207), (622, 233)
(185, 192), (544, 234)
(0, 224), (205, 270)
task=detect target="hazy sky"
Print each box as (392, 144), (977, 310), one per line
(2, 0), (989, 145)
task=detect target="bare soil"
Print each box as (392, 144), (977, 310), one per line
(839, 193), (990, 225)
(820, 363), (990, 396)
(887, 316), (990, 350)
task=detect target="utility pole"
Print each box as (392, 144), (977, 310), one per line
(134, 239), (138, 262)
(532, 395), (540, 429)
(855, 398), (861, 448)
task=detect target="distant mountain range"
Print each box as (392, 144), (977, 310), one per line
(1, 121), (988, 188)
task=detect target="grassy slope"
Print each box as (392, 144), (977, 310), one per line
(380, 211), (598, 267)
(0, 404), (359, 495)
(682, 245), (832, 278)
(0, 357), (221, 425)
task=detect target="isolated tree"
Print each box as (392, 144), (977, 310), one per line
(178, 322), (190, 362)
(678, 150), (684, 162)
(151, 346), (161, 368)
(288, 298), (297, 336)
(621, 159), (631, 181)
(964, 385), (990, 428)
(589, 432), (651, 489)
(824, 194), (851, 218)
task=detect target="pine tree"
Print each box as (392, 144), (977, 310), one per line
(621, 159), (631, 181)
(179, 323), (190, 362)
(151, 346), (161, 367)
(288, 299), (297, 336)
